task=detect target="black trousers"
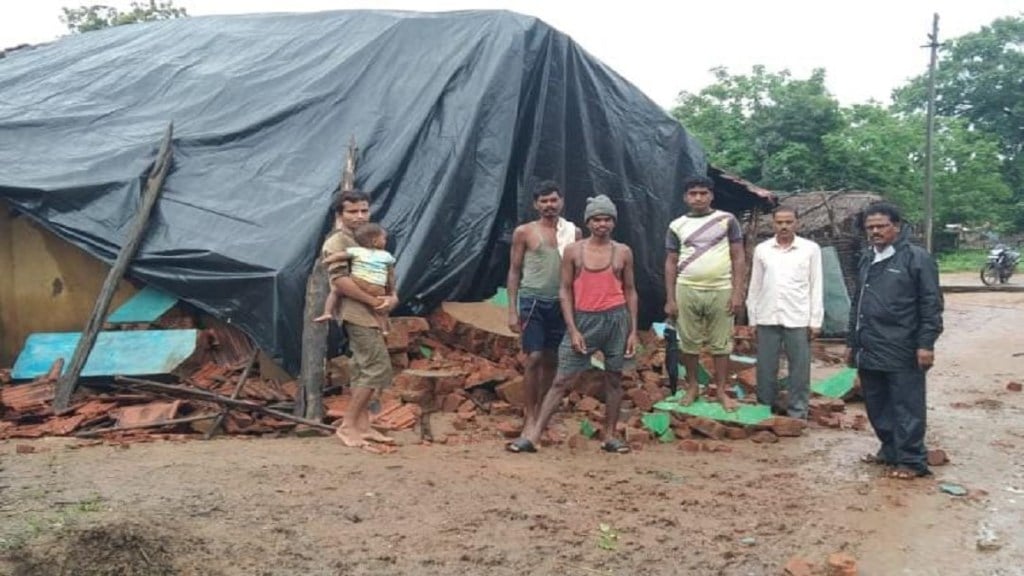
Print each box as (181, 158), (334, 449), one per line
(859, 368), (928, 472)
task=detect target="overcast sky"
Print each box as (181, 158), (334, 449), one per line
(1, 0), (1020, 108)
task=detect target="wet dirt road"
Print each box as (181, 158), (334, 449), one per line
(1, 290), (1022, 575)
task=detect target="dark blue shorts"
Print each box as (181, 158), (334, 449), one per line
(519, 296), (565, 353)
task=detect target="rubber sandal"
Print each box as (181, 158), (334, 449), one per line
(506, 438), (537, 453)
(860, 453), (892, 466)
(888, 467), (931, 480)
(601, 438), (631, 454)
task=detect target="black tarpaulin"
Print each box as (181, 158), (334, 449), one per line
(0, 10), (719, 373)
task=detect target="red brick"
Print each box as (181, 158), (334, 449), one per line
(626, 388), (654, 412)
(783, 557), (814, 576)
(767, 416), (805, 437)
(625, 427), (652, 444)
(850, 413), (868, 431)
(689, 417), (728, 440)
(441, 393), (465, 413)
(385, 327), (410, 352)
(750, 431), (779, 444)
(457, 400), (477, 415)
(568, 434), (588, 450)
(435, 375), (468, 396)
(115, 401), (181, 427)
(724, 426), (749, 440)
(927, 449), (950, 466)
(814, 413), (842, 428)
(495, 421), (522, 438)
(1, 380), (56, 412)
(576, 396), (602, 413)
(826, 552), (857, 576)
(641, 379), (666, 404)
(678, 439), (701, 452)
(572, 370), (608, 398)
(389, 352), (410, 370)
(489, 401), (520, 417)
(701, 442), (732, 453)
(735, 367), (757, 393)
(1007, 381), (1022, 392)
(496, 377), (525, 406)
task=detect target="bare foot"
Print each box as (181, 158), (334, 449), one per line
(313, 314), (331, 323)
(362, 429), (396, 445)
(718, 393), (738, 412)
(680, 386), (699, 406)
(335, 425), (368, 447)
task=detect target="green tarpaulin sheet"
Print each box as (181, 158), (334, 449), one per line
(653, 393), (772, 425)
(811, 367), (857, 398)
(822, 246), (852, 336)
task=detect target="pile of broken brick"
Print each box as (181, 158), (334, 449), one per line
(0, 304), (864, 449)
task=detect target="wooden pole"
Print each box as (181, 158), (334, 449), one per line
(204, 348), (259, 439)
(297, 137), (360, 421)
(113, 376), (336, 432)
(297, 262), (328, 420)
(923, 13), (940, 253)
(54, 123), (174, 412)
(75, 413), (219, 438)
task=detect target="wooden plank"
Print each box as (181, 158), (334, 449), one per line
(297, 261), (328, 421)
(12, 330), (198, 380)
(54, 123), (175, 411)
(113, 376), (336, 432)
(75, 413), (219, 438)
(106, 286), (178, 324)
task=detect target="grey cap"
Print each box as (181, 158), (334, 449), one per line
(584, 194), (617, 222)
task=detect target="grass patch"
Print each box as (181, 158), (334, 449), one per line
(937, 250), (987, 273)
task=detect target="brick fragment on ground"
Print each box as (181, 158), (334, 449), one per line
(927, 449), (949, 466)
(724, 426), (749, 440)
(575, 396), (602, 414)
(826, 552), (857, 576)
(765, 416), (805, 437)
(441, 393), (465, 413)
(496, 377), (525, 406)
(750, 430), (779, 444)
(678, 439), (701, 452)
(489, 401), (520, 417)
(783, 556), (814, 576)
(689, 417), (728, 440)
(626, 387), (654, 412)
(495, 421), (522, 438)
(1007, 381), (1022, 392)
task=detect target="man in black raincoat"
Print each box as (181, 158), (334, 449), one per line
(846, 202), (943, 478)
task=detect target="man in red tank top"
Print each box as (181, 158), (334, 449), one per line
(507, 195), (638, 454)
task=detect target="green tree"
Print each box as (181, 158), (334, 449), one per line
(61, 0), (187, 34)
(671, 66), (843, 191)
(894, 15), (1024, 225)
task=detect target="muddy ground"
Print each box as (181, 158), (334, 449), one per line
(1, 289), (1022, 576)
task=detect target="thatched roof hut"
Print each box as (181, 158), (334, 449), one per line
(757, 191), (882, 296)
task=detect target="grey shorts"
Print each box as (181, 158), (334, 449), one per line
(556, 306), (630, 378)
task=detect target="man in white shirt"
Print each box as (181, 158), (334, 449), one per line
(746, 206), (823, 419)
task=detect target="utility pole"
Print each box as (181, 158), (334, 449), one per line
(923, 13), (940, 253)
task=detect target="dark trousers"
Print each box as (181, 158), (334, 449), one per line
(755, 325), (811, 419)
(859, 368), (928, 472)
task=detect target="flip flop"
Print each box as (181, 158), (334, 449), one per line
(860, 453), (893, 466)
(888, 467), (931, 480)
(506, 438), (537, 453)
(601, 438), (631, 454)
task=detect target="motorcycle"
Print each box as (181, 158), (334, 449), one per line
(980, 244), (1021, 286)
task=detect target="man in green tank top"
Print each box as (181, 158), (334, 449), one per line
(506, 181), (580, 452)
